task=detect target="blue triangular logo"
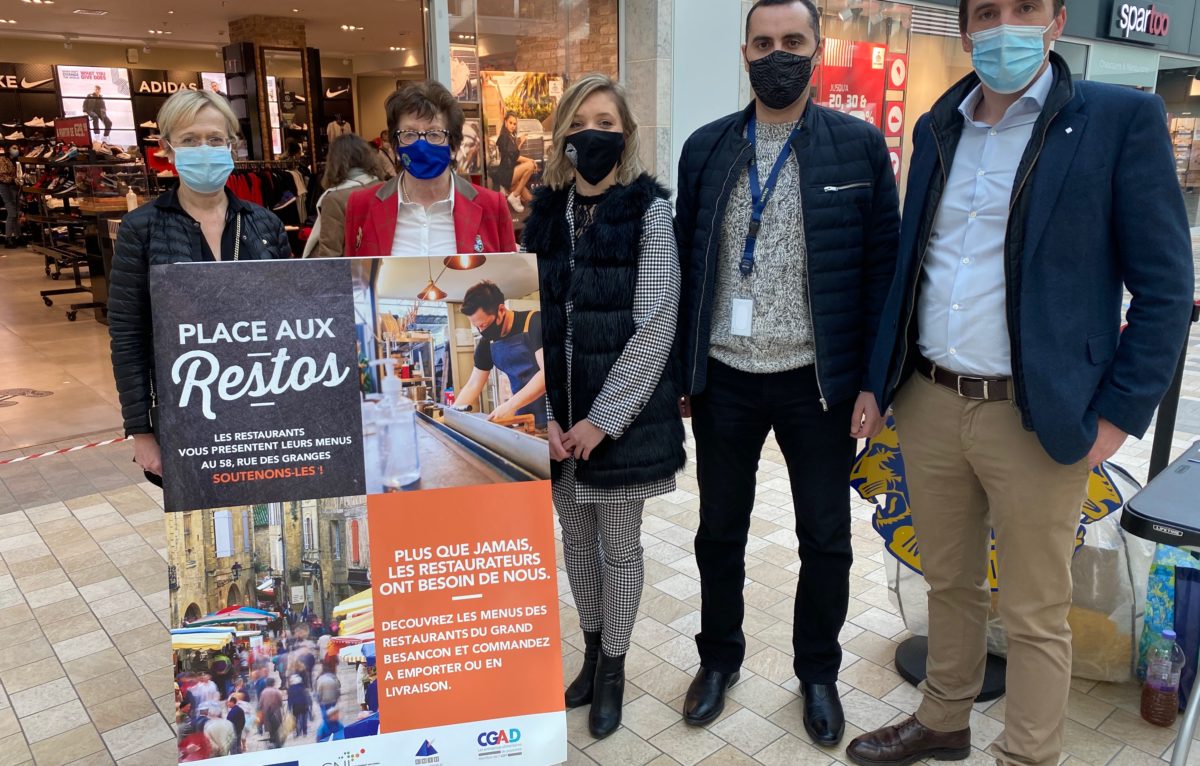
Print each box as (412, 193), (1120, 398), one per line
(416, 741), (438, 757)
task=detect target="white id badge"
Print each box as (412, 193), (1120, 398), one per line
(731, 298), (754, 337)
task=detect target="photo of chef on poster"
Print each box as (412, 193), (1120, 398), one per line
(353, 254), (549, 495)
(151, 255), (566, 766)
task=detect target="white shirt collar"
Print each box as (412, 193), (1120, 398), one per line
(397, 172), (455, 211)
(958, 62), (1054, 126)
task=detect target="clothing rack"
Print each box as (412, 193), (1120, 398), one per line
(234, 159), (307, 169)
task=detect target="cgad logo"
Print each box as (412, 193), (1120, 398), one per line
(478, 728), (521, 747)
(322, 748), (368, 766)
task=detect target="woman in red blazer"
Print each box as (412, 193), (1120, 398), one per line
(344, 80), (515, 256)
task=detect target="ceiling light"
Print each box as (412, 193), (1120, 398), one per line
(417, 281), (447, 302)
(73, 8), (109, 14)
(167, 9), (174, 12)
(340, 24), (363, 31)
(389, 46), (407, 51)
(292, 8), (300, 11)
(444, 255), (485, 271)
(0, 19), (16, 23)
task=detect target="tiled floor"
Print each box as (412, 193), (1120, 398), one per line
(0, 247), (123, 453)
(0, 244), (1197, 765)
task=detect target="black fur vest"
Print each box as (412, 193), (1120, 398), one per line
(525, 174), (686, 488)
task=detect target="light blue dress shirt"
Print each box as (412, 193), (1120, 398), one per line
(917, 65), (1054, 378)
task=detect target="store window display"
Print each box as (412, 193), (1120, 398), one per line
(448, 0), (618, 224)
(108, 89), (292, 484)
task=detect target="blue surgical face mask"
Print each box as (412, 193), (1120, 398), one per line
(397, 139), (452, 180)
(969, 21), (1054, 95)
(171, 145), (235, 194)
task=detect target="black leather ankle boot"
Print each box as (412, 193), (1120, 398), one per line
(564, 630), (601, 709)
(588, 652), (625, 738)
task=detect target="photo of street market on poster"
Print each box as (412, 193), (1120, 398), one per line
(152, 255), (567, 765)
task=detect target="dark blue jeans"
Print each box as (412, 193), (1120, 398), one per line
(0, 182), (17, 240)
(691, 359), (855, 684)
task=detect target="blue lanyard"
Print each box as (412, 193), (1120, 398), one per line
(741, 116), (803, 277)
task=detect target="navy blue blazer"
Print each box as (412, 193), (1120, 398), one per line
(867, 53), (1195, 465)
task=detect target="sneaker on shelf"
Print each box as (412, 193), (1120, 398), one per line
(3, 130), (25, 141)
(93, 141), (113, 155)
(0, 121), (16, 128)
(153, 149), (168, 159)
(508, 193), (525, 213)
(25, 145), (46, 159)
(53, 146), (79, 163)
(43, 120), (54, 128)
(139, 120), (158, 129)
(45, 197), (64, 210)
(156, 169), (176, 178)
(52, 182), (76, 197)
(145, 133), (162, 141)
(272, 192), (297, 211)
(23, 117), (44, 128)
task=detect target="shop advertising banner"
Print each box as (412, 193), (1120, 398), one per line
(151, 255), (566, 766)
(816, 39), (887, 128)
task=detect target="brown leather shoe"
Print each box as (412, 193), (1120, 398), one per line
(846, 716), (971, 766)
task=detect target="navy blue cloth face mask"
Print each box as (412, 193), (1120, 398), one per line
(398, 139), (452, 179)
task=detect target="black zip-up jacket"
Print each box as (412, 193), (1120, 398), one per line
(108, 189), (291, 435)
(674, 100), (900, 407)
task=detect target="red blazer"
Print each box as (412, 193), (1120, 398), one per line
(343, 174), (516, 256)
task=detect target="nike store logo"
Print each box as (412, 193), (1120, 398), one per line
(326, 87), (350, 99)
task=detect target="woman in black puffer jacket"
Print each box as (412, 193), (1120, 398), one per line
(109, 90), (291, 485)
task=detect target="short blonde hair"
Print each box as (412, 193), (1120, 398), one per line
(157, 89), (240, 144)
(543, 74), (642, 190)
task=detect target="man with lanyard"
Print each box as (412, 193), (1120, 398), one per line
(673, 0), (899, 747)
(454, 280), (548, 427)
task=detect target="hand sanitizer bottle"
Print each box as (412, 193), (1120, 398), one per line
(369, 360), (420, 490)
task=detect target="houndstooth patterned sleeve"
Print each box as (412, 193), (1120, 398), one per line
(586, 197), (681, 440)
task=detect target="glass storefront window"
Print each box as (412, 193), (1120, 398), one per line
(448, 0), (617, 223)
(814, 1), (973, 199)
(1156, 55), (1200, 224)
(1054, 40), (1089, 81)
(1087, 41), (1159, 88)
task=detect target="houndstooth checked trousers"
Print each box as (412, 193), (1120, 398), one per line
(553, 473), (646, 658)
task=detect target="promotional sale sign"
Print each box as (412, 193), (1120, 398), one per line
(151, 256), (566, 766)
(816, 39), (887, 128)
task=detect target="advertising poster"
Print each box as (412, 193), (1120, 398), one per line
(480, 71), (563, 218)
(151, 255), (567, 766)
(815, 39), (887, 129)
(57, 65), (137, 145)
(450, 45), (481, 103)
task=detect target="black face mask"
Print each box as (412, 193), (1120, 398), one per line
(748, 50), (814, 110)
(564, 129), (626, 186)
(479, 310), (505, 341)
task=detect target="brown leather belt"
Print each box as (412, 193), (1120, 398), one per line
(915, 356), (1011, 402)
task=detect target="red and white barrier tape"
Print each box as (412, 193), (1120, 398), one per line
(0, 436), (131, 466)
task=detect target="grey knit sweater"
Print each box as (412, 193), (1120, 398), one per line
(709, 119), (815, 373)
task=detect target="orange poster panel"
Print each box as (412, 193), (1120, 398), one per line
(368, 481), (564, 732)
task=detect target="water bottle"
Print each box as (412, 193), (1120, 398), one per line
(1141, 628), (1186, 727)
(368, 361), (420, 490)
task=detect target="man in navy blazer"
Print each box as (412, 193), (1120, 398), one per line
(848, 0), (1194, 763)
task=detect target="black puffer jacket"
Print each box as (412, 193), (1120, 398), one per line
(108, 190), (291, 435)
(674, 100), (900, 407)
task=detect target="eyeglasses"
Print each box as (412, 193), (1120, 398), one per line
(168, 137), (233, 149)
(395, 129), (450, 146)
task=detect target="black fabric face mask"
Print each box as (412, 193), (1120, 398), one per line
(480, 311), (505, 341)
(564, 129), (626, 186)
(748, 50), (814, 110)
